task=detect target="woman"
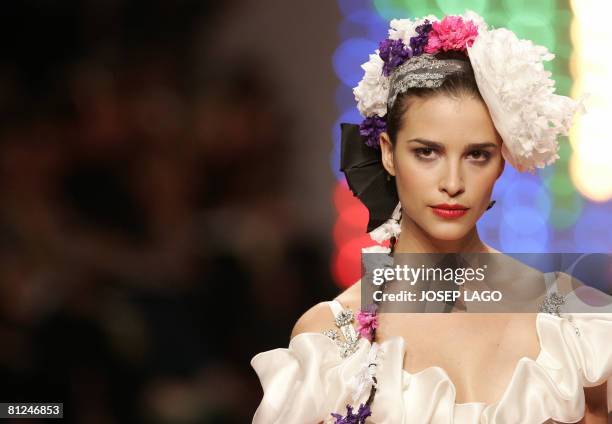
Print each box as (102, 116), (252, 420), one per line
(251, 11), (612, 423)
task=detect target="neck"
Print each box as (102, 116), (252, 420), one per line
(393, 215), (489, 254)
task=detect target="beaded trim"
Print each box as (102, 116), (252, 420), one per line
(323, 328), (339, 341)
(386, 54), (471, 109)
(538, 291), (581, 336)
(323, 307), (360, 358)
(335, 309), (355, 327)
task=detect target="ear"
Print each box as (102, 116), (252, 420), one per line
(496, 144), (506, 179)
(496, 135), (505, 179)
(497, 157), (505, 179)
(379, 132), (396, 176)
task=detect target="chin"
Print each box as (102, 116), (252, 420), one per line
(426, 223), (472, 241)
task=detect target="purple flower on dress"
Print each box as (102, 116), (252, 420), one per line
(356, 303), (379, 341)
(359, 115), (386, 148)
(379, 38), (412, 76)
(331, 403), (372, 424)
(409, 19), (433, 56)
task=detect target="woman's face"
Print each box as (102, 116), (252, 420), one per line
(380, 93), (505, 241)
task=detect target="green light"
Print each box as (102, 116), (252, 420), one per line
(555, 9), (572, 30)
(373, 0), (413, 20)
(435, 0), (488, 15)
(402, 0), (442, 19)
(555, 42), (572, 61)
(548, 172), (574, 198)
(507, 14), (556, 52)
(374, 0), (444, 20)
(485, 10), (510, 29)
(549, 193), (583, 230)
(502, 0), (555, 22)
(556, 137), (572, 163)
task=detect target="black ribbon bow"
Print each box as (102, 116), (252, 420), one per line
(340, 123), (399, 233)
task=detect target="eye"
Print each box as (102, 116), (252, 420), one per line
(467, 149), (491, 161)
(413, 147), (437, 160)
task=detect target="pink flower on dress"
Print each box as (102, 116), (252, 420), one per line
(356, 304), (379, 341)
(424, 16), (478, 54)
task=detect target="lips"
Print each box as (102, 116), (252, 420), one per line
(430, 203), (469, 219)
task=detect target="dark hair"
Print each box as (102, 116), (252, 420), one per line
(385, 51), (484, 144)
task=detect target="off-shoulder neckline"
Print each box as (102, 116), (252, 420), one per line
(324, 271), (564, 405)
(301, 305), (558, 408)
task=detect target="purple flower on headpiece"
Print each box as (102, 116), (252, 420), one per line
(331, 403), (372, 424)
(359, 115), (386, 148)
(379, 38), (412, 76)
(409, 19), (433, 56)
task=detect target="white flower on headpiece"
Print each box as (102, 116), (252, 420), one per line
(353, 52), (390, 117)
(388, 15), (438, 45)
(467, 28), (582, 172)
(460, 10), (488, 32)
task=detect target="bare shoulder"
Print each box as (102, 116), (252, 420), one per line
(289, 279), (363, 341)
(334, 279), (362, 312)
(289, 302), (335, 341)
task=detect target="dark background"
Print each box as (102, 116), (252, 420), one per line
(0, 1), (340, 423)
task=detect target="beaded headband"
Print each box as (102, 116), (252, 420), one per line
(386, 54), (471, 110)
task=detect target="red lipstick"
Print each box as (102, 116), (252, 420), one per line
(430, 203), (469, 219)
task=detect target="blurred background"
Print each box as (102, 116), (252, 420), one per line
(0, 0), (610, 423)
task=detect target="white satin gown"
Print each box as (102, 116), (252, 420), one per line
(251, 271), (612, 423)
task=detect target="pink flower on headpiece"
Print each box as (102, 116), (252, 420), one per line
(356, 305), (379, 341)
(424, 16), (479, 54)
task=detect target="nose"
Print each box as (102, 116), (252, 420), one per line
(439, 160), (465, 197)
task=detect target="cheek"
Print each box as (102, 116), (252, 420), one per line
(393, 152), (435, 195)
(464, 165), (499, 203)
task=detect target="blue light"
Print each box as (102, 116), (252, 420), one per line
(339, 18), (371, 40)
(335, 84), (356, 113)
(490, 169), (513, 199)
(478, 212), (501, 247)
(343, 9), (389, 41)
(333, 38), (379, 88)
(573, 205), (612, 252)
(477, 214), (501, 250)
(500, 206), (549, 251)
(502, 205), (547, 235)
(330, 149), (345, 181)
(337, 0), (373, 18)
(549, 233), (580, 253)
(502, 179), (551, 217)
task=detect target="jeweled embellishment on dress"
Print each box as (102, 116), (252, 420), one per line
(335, 309), (355, 327)
(323, 329), (340, 341)
(323, 308), (361, 358)
(538, 291), (581, 336)
(538, 292), (566, 316)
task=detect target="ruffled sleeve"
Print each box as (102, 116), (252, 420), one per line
(556, 313), (612, 414)
(250, 333), (372, 424)
(480, 312), (612, 423)
(561, 314), (612, 388)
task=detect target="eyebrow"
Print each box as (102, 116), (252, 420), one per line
(407, 138), (499, 150)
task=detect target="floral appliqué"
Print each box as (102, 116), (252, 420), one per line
(355, 304), (379, 341)
(330, 403), (372, 424)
